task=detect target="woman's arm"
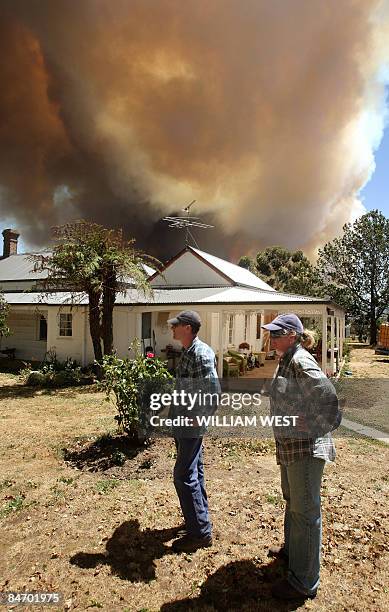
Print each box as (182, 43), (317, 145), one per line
(294, 352), (341, 436)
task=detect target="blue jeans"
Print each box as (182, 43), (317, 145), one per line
(173, 438), (212, 538)
(280, 456), (325, 596)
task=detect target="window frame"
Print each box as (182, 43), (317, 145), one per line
(38, 315), (47, 341)
(59, 313), (73, 338)
(244, 313), (249, 342)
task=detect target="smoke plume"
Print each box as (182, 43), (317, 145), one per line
(1, 0), (389, 259)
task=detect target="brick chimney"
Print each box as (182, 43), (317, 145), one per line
(2, 229), (20, 258)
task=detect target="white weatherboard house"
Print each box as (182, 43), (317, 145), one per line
(0, 229), (345, 377)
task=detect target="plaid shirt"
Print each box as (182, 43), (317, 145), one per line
(270, 343), (339, 465)
(176, 336), (218, 381)
(172, 337), (220, 434)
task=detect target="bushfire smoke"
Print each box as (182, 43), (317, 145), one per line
(1, 0), (389, 259)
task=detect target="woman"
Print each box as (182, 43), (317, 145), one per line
(262, 313), (340, 601)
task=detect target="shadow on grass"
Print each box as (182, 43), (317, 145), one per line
(0, 382), (99, 400)
(160, 558), (302, 611)
(63, 433), (148, 471)
(0, 359), (38, 374)
(40, 383), (100, 398)
(70, 520), (296, 610)
(70, 519), (178, 581)
(0, 384), (39, 399)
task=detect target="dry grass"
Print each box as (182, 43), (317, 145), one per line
(0, 357), (388, 611)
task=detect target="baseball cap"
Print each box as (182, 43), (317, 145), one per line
(167, 310), (202, 329)
(262, 313), (304, 334)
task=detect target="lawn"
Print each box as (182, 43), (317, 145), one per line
(0, 347), (388, 611)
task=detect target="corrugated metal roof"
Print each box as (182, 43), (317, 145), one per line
(4, 292), (88, 305)
(132, 287), (321, 304)
(191, 247), (275, 291)
(0, 253), (155, 283)
(4, 286), (323, 306)
(0, 254), (49, 280)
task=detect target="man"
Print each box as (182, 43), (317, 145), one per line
(167, 310), (219, 553)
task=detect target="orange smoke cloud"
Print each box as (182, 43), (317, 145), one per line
(0, 0), (388, 258)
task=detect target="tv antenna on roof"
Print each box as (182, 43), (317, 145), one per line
(162, 200), (214, 247)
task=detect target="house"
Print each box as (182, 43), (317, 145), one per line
(0, 229), (345, 376)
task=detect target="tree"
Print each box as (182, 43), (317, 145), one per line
(254, 246), (323, 296)
(238, 255), (256, 272)
(317, 210), (389, 345)
(31, 221), (156, 363)
(0, 292), (11, 345)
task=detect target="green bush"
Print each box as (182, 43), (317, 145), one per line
(21, 355), (95, 388)
(100, 352), (173, 441)
(26, 371), (46, 386)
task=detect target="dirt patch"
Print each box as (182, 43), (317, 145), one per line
(339, 342), (389, 433)
(345, 341), (389, 378)
(0, 373), (388, 611)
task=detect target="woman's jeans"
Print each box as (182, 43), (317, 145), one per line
(173, 438), (212, 539)
(280, 456), (325, 596)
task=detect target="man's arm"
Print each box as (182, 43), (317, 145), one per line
(192, 348), (221, 414)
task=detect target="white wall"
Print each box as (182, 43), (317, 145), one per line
(112, 308), (132, 357)
(5, 311), (47, 361)
(85, 306), (136, 363)
(45, 306), (138, 365)
(151, 251), (229, 287)
(46, 307), (84, 364)
(5, 305), (265, 366)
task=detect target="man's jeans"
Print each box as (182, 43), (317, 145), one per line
(280, 456), (325, 596)
(173, 438), (212, 539)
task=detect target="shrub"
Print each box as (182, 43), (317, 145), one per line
(20, 356), (95, 388)
(26, 371), (46, 386)
(100, 351), (173, 441)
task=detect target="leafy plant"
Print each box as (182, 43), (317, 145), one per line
(265, 491), (284, 506)
(58, 477), (74, 485)
(100, 344), (173, 440)
(95, 479), (120, 494)
(0, 292), (11, 346)
(0, 494), (25, 519)
(19, 354), (94, 388)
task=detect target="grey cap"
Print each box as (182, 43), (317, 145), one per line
(262, 313), (304, 334)
(167, 310), (202, 329)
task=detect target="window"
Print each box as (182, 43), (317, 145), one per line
(59, 313), (72, 337)
(256, 314), (262, 339)
(39, 315), (47, 341)
(142, 312), (152, 340)
(244, 314), (249, 342)
(228, 314), (234, 345)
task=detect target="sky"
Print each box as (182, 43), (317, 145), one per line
(361, 126), (389, 217)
